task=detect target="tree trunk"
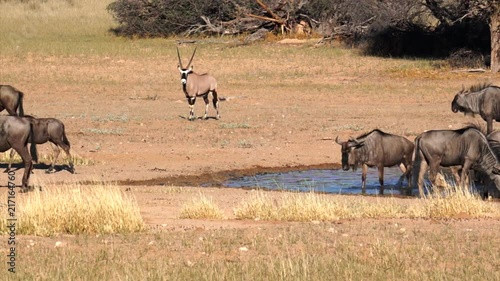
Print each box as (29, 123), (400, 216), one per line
(490, 6), (500, 72)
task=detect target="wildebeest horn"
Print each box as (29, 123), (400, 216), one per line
(335, 136), (342, 145)
(186, 46), (197, 68)
(349, 136), (360, 144)
(176, 47), (183, 69)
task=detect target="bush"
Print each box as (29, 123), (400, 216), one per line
(107, 0), (255, 37)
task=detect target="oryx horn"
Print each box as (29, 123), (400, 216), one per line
(176, 47), (183, 69)
(186, 46), (197, 68)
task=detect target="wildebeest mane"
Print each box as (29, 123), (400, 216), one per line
(460, 82), (492, 94)
(354, 129), (389, 140)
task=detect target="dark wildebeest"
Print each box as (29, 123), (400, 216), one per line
(7, 116), (74, 174)
(335, 129), (414, 195)
(0, 85), (25, 116)
(0, 116), (37, 192)
(413, 126), (500, 197)
(176, 47), (223, 121)
(451, 83), (500, 135)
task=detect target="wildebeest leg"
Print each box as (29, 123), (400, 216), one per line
(417, 159), (428, 197)
(62, 145), (75, 174)
(5, 107), (17, 116)
(188, 97), (196, 120)
(486, 117), (494, 135)
(361, 163), (368, 194)
(212, 90), (220, 120)
(5, 149), (15, 172)
(428, 159), (441, 192)
(450, 166), (462, 186)
(11, 143), (33, 192)
(460, 160), (473, 189)
(202, 95), (210, 120)
(46, 144), (61, 174)
(396, 163), (407, 187)
(378, 165), (385, 195)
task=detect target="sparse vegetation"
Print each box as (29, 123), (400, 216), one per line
(0, 181), (143, 236)
(233, 187), (500, 221)
(83, 128), (124, 135)
(219, 122), (251, 129)
(180, 193), (225, 219)
(0, 151), (94, 166)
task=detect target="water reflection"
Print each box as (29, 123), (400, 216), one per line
(223, 167), (406, 195)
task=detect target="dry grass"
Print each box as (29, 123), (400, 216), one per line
(4, 181), (144, 236)
(9, 220), (500, 280)
(180, 193), (225, 219)
(0, 151), (95, 166)
(234, 187), (500, 221)
(407, 181), (500, 219)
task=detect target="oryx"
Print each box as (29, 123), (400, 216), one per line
(177, 47), (221, 121)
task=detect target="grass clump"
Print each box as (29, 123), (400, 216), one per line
(16, 182), (143, 236)
(409, 182), (499, 219)
(180, 193), (225, 219)
(234, 187), (500, 221)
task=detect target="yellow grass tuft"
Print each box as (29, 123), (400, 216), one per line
(235, 188), (500, 221)
(180, 193), (225, 219)
(234, 191), (410, 221)
(16, 182), (143, 236)
(408, 181), (499, 219)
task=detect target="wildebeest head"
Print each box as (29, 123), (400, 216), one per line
(177, 47), (197, 85)
(451, 87), (474, 116)
(335, 136), (364, 171)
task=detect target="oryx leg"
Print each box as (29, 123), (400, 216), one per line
(212, 90), (220, 120)
(361, 163), (368, 194)
(187, 96), (196, 121)
(203, 95), (210, 120)
(378, 165), (385, 195)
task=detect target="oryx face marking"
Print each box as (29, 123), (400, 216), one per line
(178, 68), (192, 85)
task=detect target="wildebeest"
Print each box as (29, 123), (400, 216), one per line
(0, 116), (37, 192)
(7, 116), (74, 174)
(335, 129), (414, 195)
(0, 85), (25, 116)
(177, 47), (223, 120)
(451, 83), (500, 134)
(413, 126), (500, 197)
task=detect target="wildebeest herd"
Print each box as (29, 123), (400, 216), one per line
(0, 85), (74, 192)
(336, 83), (500, 198)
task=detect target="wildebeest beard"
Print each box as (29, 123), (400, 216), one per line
(349, 151), (360, 172)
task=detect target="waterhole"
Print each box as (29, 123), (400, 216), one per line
(223, 167), (408, 195)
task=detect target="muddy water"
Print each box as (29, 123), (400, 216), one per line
(223, 167), (409, 195)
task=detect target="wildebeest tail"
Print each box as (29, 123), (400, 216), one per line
(29, 123), (38, 163)
(18, 91), (24, 116)
(62, 124), (71, 148)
